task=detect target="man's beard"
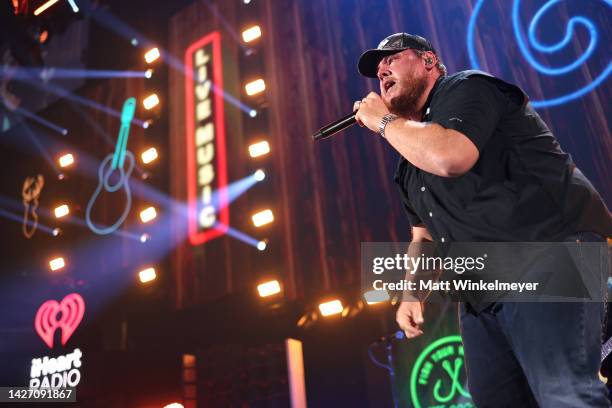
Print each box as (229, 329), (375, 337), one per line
(386, 75), (428, 118)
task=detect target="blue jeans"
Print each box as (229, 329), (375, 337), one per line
(459, 233), (610, 407)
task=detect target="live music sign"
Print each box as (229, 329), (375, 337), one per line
(184, 31), (229, 245)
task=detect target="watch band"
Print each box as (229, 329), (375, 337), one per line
(379, 113), (399, 138)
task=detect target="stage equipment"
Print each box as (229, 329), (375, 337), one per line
(85, 98), (136, 235)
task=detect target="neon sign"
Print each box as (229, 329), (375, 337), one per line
(31, 293), (86, 389)
(34, 293), (85, 349)
(410, 335), (473, 408)
(467, 0), (611, 108)
(22, 174), (44, 238)
(184, 31), (229, 245)
(85, 98), (136, 235)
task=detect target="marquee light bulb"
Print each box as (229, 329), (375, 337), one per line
(318, 299), (344, 317)
(138, 267), (156, 283)
(252, 209), (273, 227)
(257, 280), (281, 297)
(245, 79), (265, 96)
(143, 94), (160, 110)
(144, 47), (161, 64)
(139, 206), (157, 223)
(242, 25), (262, 43)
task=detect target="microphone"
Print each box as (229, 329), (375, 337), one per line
(312, 112), (357, 141)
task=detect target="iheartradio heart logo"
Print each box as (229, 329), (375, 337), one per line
(34, 293), (85, 349)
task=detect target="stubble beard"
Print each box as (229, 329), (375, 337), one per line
(386, 74), (428, 119)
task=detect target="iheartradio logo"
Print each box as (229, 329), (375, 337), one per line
(34, 293), (85, 349)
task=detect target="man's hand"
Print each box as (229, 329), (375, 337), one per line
(353, 92), (390, 133)
(396, 300), (425, 338)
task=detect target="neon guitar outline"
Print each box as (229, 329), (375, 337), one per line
(86, 97), (136, 235)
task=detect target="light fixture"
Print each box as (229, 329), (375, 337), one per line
(58, 153), (75, 168)
(139, 206), (157, 223)
(257, 240), (267, 251)
(257, 280), (281, 298)
(49, 257), (65, 271)
(254, 169), (265, 181)
(245, 79), (266, 96)
(252, 209), (274, 227)
(141, 147), (158, 164)
(34, 0), (59, 16)
(242, 25), (262, 43)
(54, 204), (69, 218)
(138, 267), (156, 283)
(143, 94), (160, 110)
(249, 109), (257, 118)
(248, 141), (270, 158)
(318, 299), (344, 317)
(52, 228), (62, 237)
(139, 233), (151, 243)
(144, 47), (161, 64)
(144, 69), (153, 79)
(363, 290), (390, 305)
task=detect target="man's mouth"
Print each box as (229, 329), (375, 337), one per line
(384, 80), (396, 93)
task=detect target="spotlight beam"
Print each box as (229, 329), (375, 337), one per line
(1, 67), (150, 80)
(216, 222), (262, 248)
(15, 106), (68, 135)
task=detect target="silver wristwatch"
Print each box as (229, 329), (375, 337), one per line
(379, 113), (399, 138)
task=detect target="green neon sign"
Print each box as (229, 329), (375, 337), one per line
(410, 335), (473, 408)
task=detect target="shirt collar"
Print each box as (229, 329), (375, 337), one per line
(421, 75), (444, 121)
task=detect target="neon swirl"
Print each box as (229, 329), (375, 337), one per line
(467, 0), (612, 108)
(85, 98), (136, 235)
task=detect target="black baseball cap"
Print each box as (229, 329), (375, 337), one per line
(358, 33), (436, 78)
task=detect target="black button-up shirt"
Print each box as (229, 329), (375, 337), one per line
(394, 70), (612, 242)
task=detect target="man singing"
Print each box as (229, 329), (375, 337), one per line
(354, 32), (612, 407)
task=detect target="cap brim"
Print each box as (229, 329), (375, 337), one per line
(357, 48), (406, 78)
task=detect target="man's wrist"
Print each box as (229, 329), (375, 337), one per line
(379, 113), (399, 138)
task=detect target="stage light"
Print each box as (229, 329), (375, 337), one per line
(318, 299), (344, 317)
(138, 267), (156, 283)
(140, 233), (151, 243)
(143, 119), (153, 129)
(254, 169), (265, 181)
(52, 228), (62, 237)
(139, 206), (157, 223)
(144, 69), (153, 79)
(257, 240), (267, 251)
(249, 109), (257, 118)
(141, 147), (158, 164)
(144, 47), (161, 64)
(243, 0), (252, 4)
(143, 94), (160, 110)
(245, 79), (265, 96)
(242, 25), (262, 43)
(39, 30), (49, 44)
(364, 290), (390, 305)
(163, 403), (184, 408)
(252, 209), (273, 227)
(58, 153), (74, 168)
(248, 140), (270, 158)
(131, 38), (139, 47)
(49, 257), (65, 272)
(54, 204), (70, 218)
(34, 0), (59, 16)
